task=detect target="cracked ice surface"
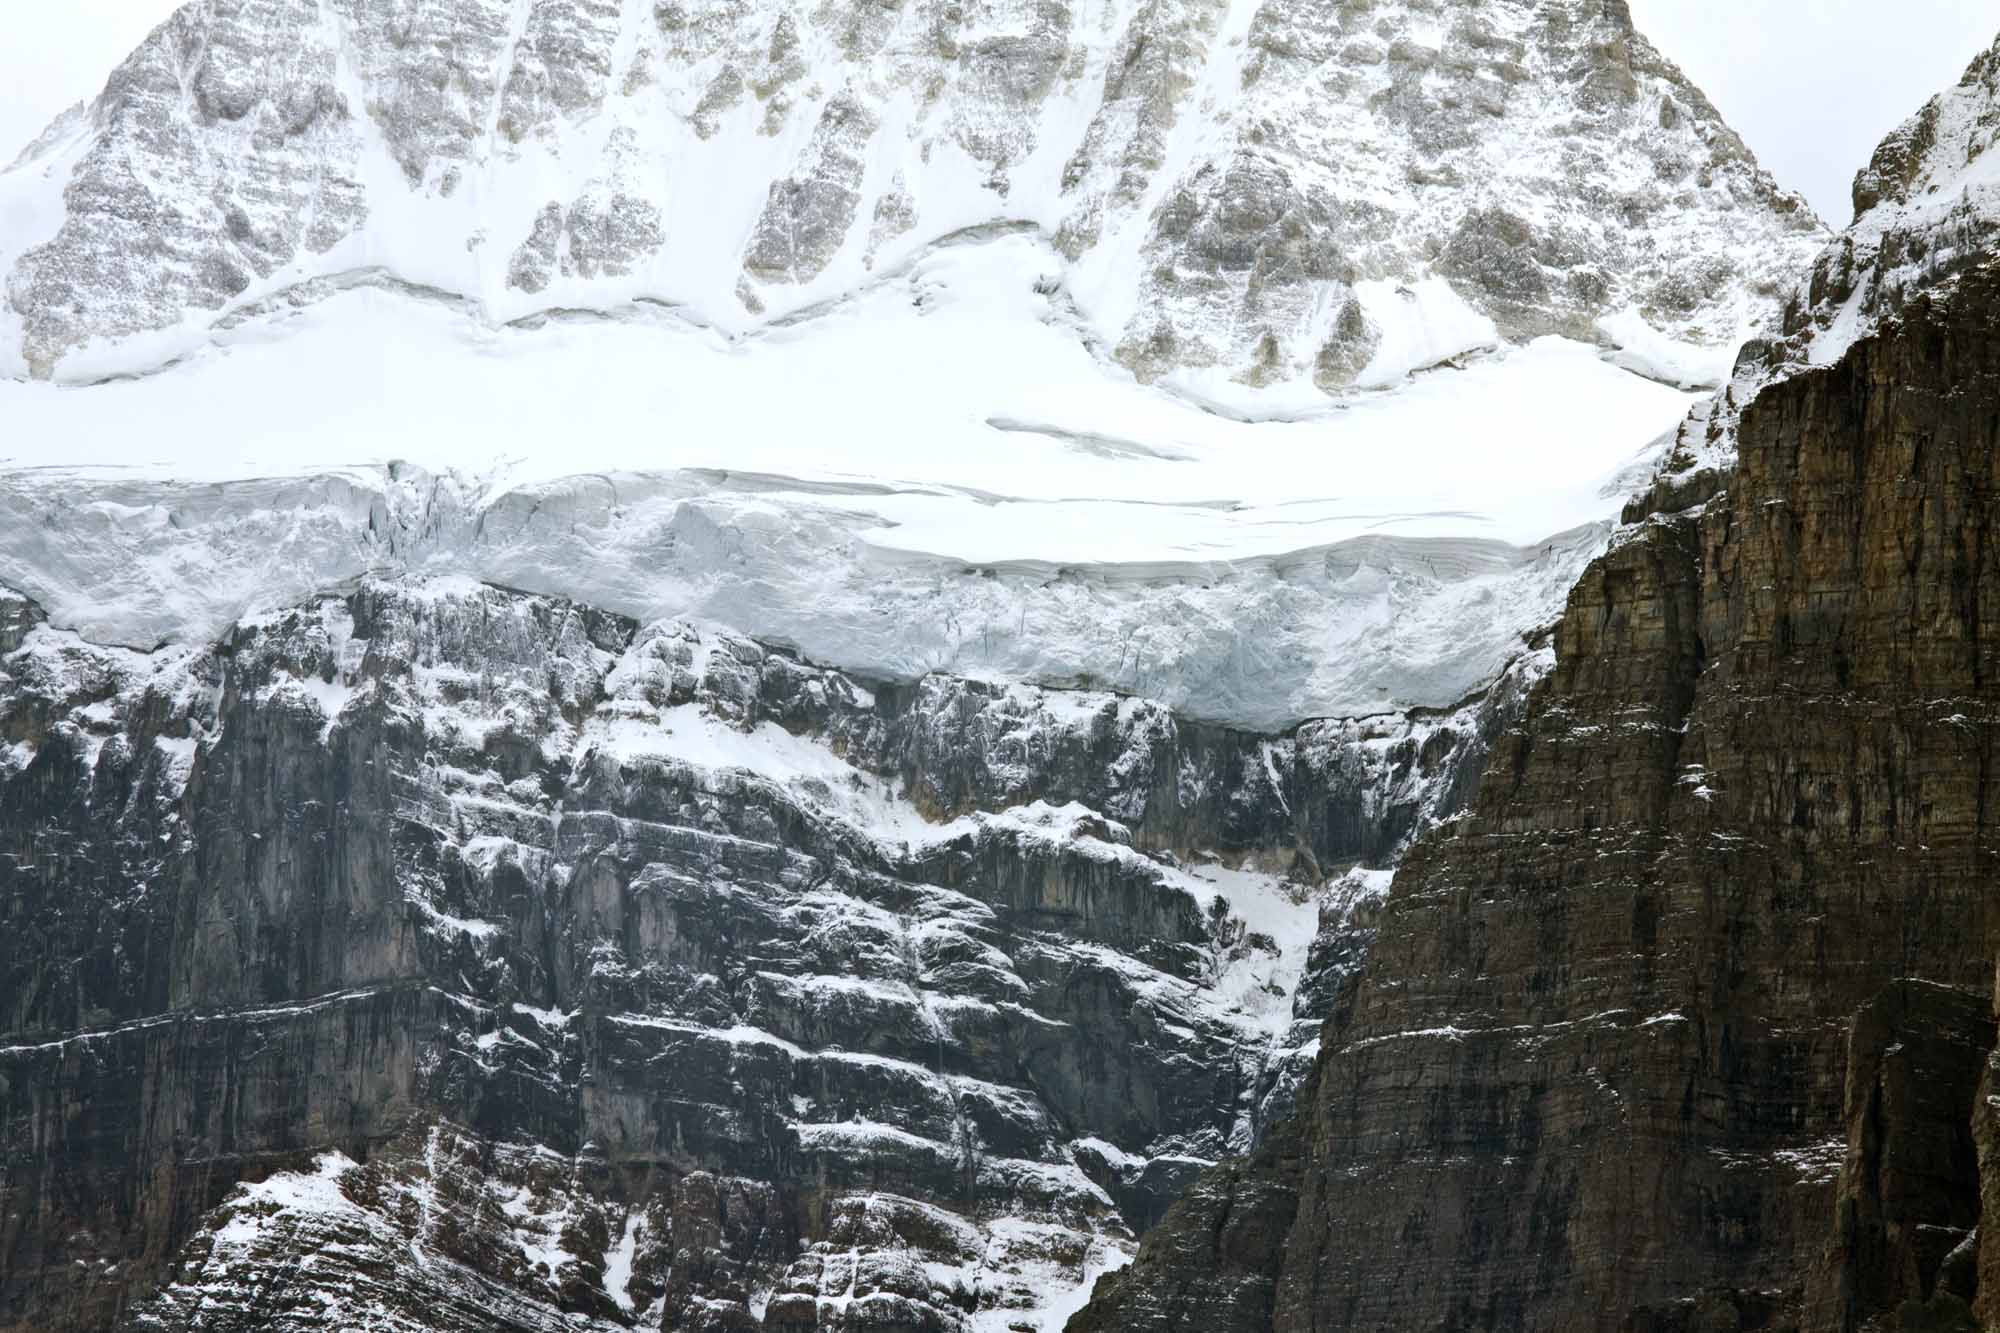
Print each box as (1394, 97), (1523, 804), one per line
(0, 235), (1697, 727)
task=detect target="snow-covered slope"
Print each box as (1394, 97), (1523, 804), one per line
(1, 0), (1819, 392)
(0, 231), (1695, 727)
(0, 0), (1830, 730)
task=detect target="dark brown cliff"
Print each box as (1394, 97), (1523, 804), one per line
(1073, 260), (2000, 1331)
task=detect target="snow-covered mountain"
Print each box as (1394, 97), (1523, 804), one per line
(0, 2), (1834, 1331)
(4, 0), (1817, 391)
(0, 1), (1828, 730)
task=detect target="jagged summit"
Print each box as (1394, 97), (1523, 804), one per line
(1649, 29), (2000, 490)
(1779, 28), (2000, 366)
(0, 0), (1820, 393)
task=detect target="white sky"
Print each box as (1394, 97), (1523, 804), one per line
(1628, 0), (1997, 224)
(0, 2), (180, 162)
(0, 2), (1995, 225)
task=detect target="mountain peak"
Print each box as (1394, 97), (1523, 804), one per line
(1852, 31), (2000, 220)
(1640, 27), (2000, 495)
(2, 0), (1821, 393)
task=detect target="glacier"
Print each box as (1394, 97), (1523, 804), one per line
(0, 0), (1828, 729)
(0, 230), (1702, 728)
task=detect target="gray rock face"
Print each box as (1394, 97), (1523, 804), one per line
(4, 0), (368, 375)
(0, 574), (1523, 1330)
(509, 186), (666, 292)
(743, 95), (880, 284)
(0, 0), (1822, 385)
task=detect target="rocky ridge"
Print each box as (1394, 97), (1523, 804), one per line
(1646, 29), (2000, 506)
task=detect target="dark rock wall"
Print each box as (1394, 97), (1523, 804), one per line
(1804, 979), (1991, 1332)
(1075, 264), (2000, 1331)
(0, 569), (1525, 1330)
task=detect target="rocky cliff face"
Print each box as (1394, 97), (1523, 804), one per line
(0, 573), (1539, 1330)
(0, 0), (1819, 388)
(0, 2), (1860, 1330)
(1074, 39), (2000, 1333)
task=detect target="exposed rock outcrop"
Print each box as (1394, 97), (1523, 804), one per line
(1804, 980), (1991, 1332)
(1648, 30), (2000, 492)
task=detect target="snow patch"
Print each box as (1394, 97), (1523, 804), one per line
(1598, 307), (1744, 389)
(587, 703), (936, 840)
(1352, 278), (1501, 387)
(604, 1214), (642, 1313)
(211, 1152), (361, 1249)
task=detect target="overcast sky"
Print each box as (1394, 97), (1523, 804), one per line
(1627, 0), (1996, 224)
(1, 2), (1996, 226)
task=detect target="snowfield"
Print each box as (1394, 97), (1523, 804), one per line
(0, 231), (1693, 542)
(0, 231), (1698, 727)
(0, 0), (1818, 729)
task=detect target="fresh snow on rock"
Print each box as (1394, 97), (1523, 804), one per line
(0, 2), (1849, 1329)
(8, 572), (1485, 1330)
(0, 0), (1821, 391)
(1645, 31), (2000, 496)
